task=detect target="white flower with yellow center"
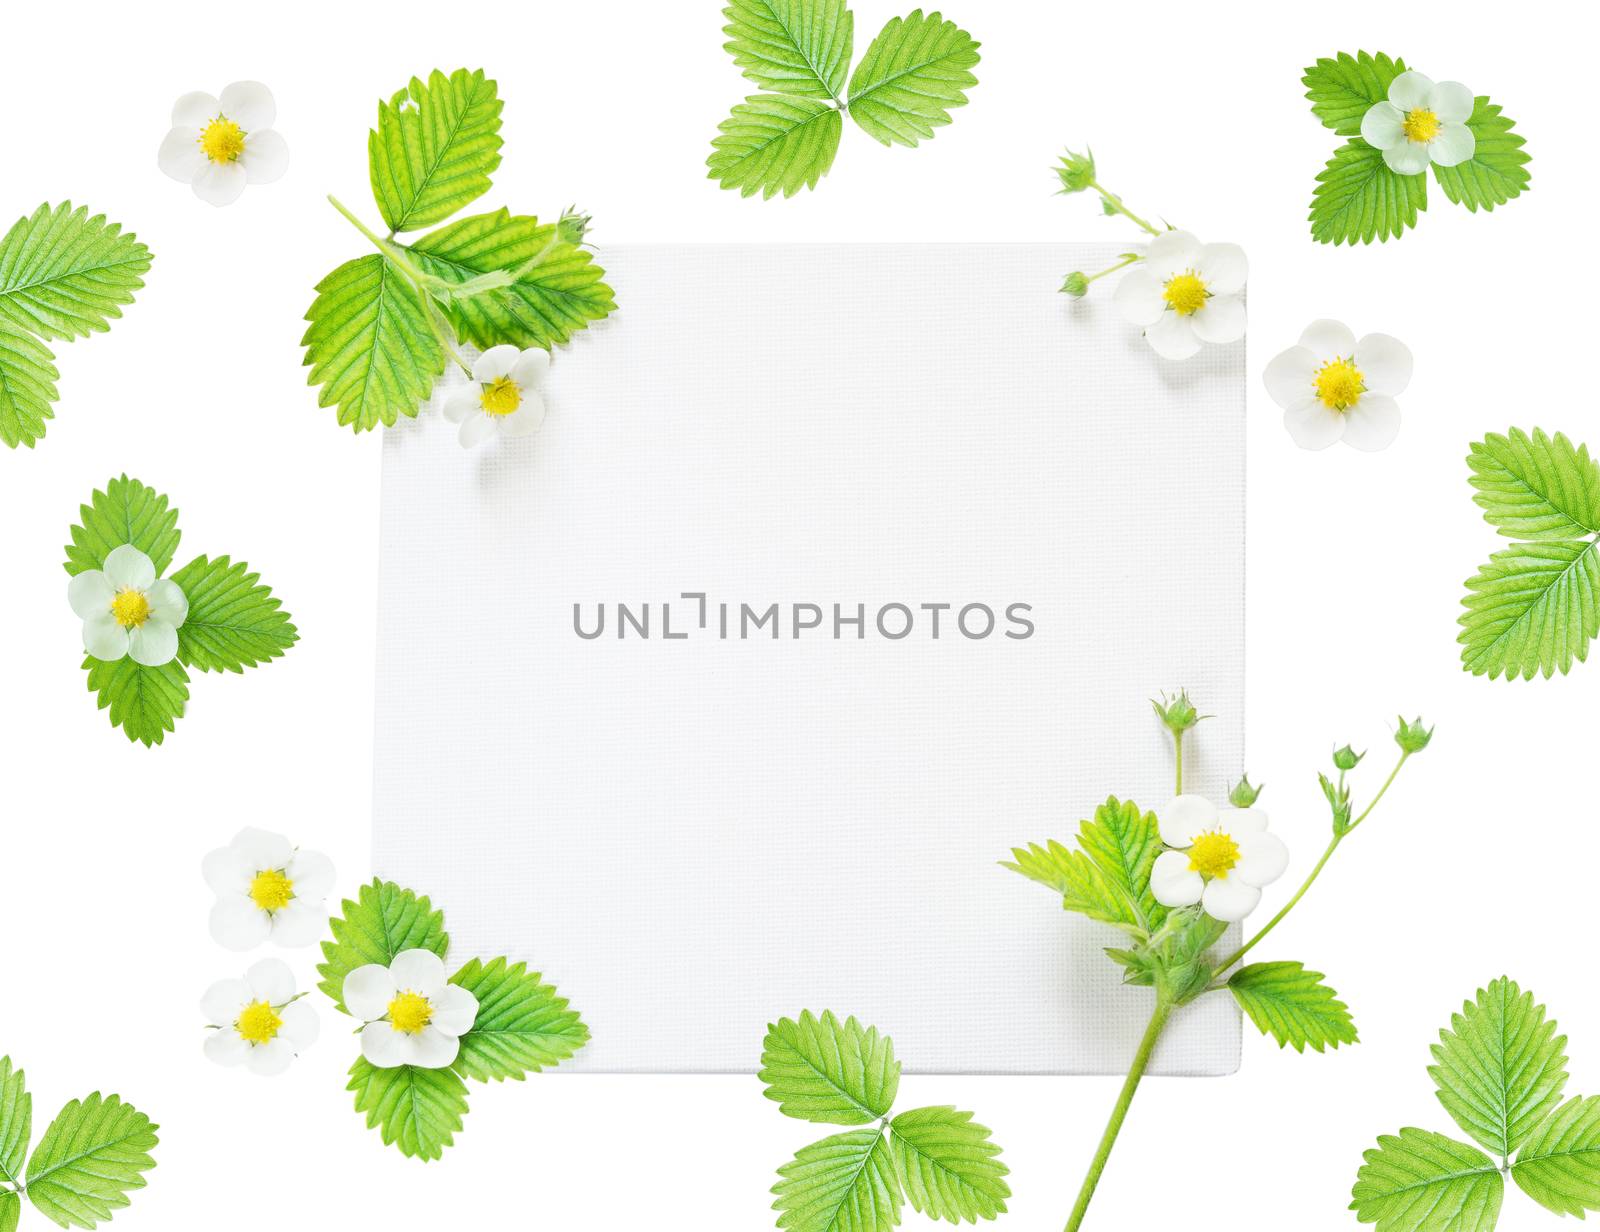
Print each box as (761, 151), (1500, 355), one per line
(1360, 72), (1475, 175)
(158, 81), (288, 207)
(443, 345), (550, 447)
(344, 949), (480, 1069)
(1264, 320), (1413, 452)
(202, 957), (319, 1077)
(1149, 794), (1289, 923)
(1113, 230), (1248, 361)
(68, 544), (188, 667)
(203, 827), (334, 951)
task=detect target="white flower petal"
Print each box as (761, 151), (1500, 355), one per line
(510, 348), (551, 389)
(1218, 807), (1268, 835)
(472, 345), (522, 383)
(158, 127), (206, 183)
(499, 392), (546, 437)
(1387, 71), (1435, 111)
(430, 984), (480, 1035)
(1262, 346), (1317, 411)
(277, 1002), (321, 1051)
(219, 81), (276, 132)
(241, 129), (289, 185)
(458, 412), (496, 448)
(1381, 141), (1431, 176)
(172, 91), (221, 127)
(1429, 121), (1475, 168)
(1158, 794), (1218, 847)
(285, 849), (335, 900)
(203, 1029), (249, 1067)
(82, 614), (128, 661)
(210, 896), (271, 952)
(406, 1026), (462, 1069)
(246, 1037), (295, 1077)
(1284, 401), (1346, 451)
(268, 898), (324, 947)
(1234, 832), (1290, 888)
(1112, 268), (1166, 327)
(103, 545), (156, 591)
(191, 161), (247, 207)
(1359, 102), (1405, 150)
(68, 571), (113, 619)
(1341, 394), (1402, 452)
(1195, 243), (1247, 295)
(1145, 311), (1201, 361)
(1143, 230), (1202, 281)
(1190, 294), (1245, 345)
(244, 958), (296, 1006)
(1149, 850), (1204, 907)
(202, 847), (253, 896)
(1354, 334), (1413, 397)
(232, 827), (293, 870)
(389, 949), (448, 999)
(127, 619), (179, 667)
(1201, 877), (1261, 922)
(1429, 81), (1475, 123)
(360, 1021), (413, 1068)
(145, 578), (188, 627)
(1297, 319), (1357, 362)
(200, 978), (252, 1025)
(344, 965), (398, 1021)
(443, 390), (480, 424)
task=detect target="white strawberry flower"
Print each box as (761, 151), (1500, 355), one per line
(1113, 230), (1247, 361)
(202, 957), (319, 1077)
(1360, 72), (1475, 175)
(1150, 794), (1289, 923)
(344, 949), (480, 1069)
(203, 827), (335, 951)
(1264, 320), (1413, 452)
(68, 544), (188, 667)
(443, 346), (550, 447)
(158, 81), (288, 207)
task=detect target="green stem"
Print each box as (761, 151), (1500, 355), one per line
(1345, 752), (1409, 835)
(1173, 731), (1183, 795)
(1082, 253), (1140, 285)
(1065, 996), (1172, 1232)
(1212, 833), (1340, 978)
(1089, 180), (1163, 237)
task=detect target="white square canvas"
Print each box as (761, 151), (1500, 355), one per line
(372, 244), (1245, 1074)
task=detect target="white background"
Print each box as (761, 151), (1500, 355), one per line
(0, 1), (1588, 1228)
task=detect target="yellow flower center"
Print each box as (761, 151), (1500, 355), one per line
(235, 1000), (282, 1044)
(199, 117), (246, 164)
(479, 377), (523, 416)
(248, 869), (295, 912)
(1314, 358), (1366, 411)
(1162, 272), (1209, 316)
(1187, 829), (1241, 879)
(110, 589), (151, 628)
(388, 991), (434, 1034)
(1402, 108), (1440, 144)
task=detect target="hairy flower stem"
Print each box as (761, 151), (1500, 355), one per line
(1090, 181), (1163, 238)
(1082, 254), (1141, 286)
(1064, 995), (1172, 1232)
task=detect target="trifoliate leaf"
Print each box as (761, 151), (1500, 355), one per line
(63, 476), (181, 578)
(1302, 51), (1408, 135)
(302, 254), (444, 432)
(846, 10), (980, 147)
(1430, 977), (1567, 1159)
(0, 321), (57, 449)
(1003, 796), (1165, 934)
(318, 879), (449, 1013)
(25, 1093), (157, 1229)
(708, 94), (843, 199)
(402, 210), (616, 350)
(347, 1059), (468, 1163)
(1229, 962), (1359, 1054)
(0, 1058), (29, 1187)
(723, 0), (853, 99)
(1467, 429), (1600, 540)
(1350, 1128), (1502, 1232)
(1311, 140), (1426, 245)
(449, 957), (589, 1082)
(0, 1191), (17, 1232)
(1512, 1094), (1600, 1216)
(169, 554), (298, 674)
(82, 656), (189, 748)
(0, 202), (151, 342)
(1432, 98), (1530, 213)
(368, 69), (503, 234)
(773, 1128), (903, 1232)
(1458, 540), (1600, 680)
(760, 1011), (900, 1126)
(888, 1105), (1010, 1222)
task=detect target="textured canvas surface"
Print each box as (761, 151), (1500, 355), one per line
(373, 244), (1245, 1074)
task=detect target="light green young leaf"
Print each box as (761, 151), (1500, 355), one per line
(318, 880), (449, 1013)
(82, 656), (189, 748)
(402, 210), (616, 350)
(26, 1093), (157, 1229)
(169, 555), (299, 674)
(449, 957), (589, 1082)
(1302, 51), (1408, 135)
(301, 254), (444, 432)
(369, 69), (503, 234)
(1229, 962), (1359, 1054)
(1350, 1128), (1502, 1232)
(1467, 428), (1600, 540)
(846, 10), (980, 147)
(0, 202), (152, 341)
(1512, 1094), (1600, 1216)
(888, 1105), (1010, 1222)
(760, 1011), (900, 1126)
(0, 1058), (29, 1187)
(1430, 976), (1567, 1159)
(63, 476), (181, 578)
(773, 1128), (903, 1232)
(1004, 796), (1164, 934)
(347, 1059), (468, 1162)
(1432, 98), (1530, 213)
(1310, 140), (1426, 245)
(723, 0), (854, 99)
(0, 321), (57, 449)
(0, 1190), (17, 1232)
(1458, 541), (1600, 680)
(708, 94), (843, 199)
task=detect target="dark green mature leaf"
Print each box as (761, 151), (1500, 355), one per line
(0, 321), (57, 449)
(1311, 140), (1426, 245)
(318, 880), (449, 1012)
(846, 10), (980, 147)
(760, 1011), (899, 1126)
(1458, 541), (1600, 680)
(25, 1094), (158, 1229)
(1430, 977), (1567, 1159)
(63, 476), (181, 577)
(773, 1128), (902, 1232)
(403, 210), (615, 350)
(0, 1058), (29, 1187)
(369, 69), (503, 233)
(889, 1105), (1009, 1222)
(1230, 962), (1358, 1054)
(1302, 51), (1407, 135)
(83, 656), (189, 748)
(708, 94), (843, 199)
(1513, 1094), (1600, 1216)
(1432, 98), (1530, 213)
(449, 958), (589, 1082)
(1003, 796), (1164, 934)
(1350, 1128), (1502, 1232)
(1467, 429), (1600, 540)
(723, 0), (854, 99)
(348, 1059), (468, 1162)
(0, 202), (151, 341)
(170, 555), (298, 674)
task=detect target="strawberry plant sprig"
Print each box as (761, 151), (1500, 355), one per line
(1005, 691), (1433, 1231)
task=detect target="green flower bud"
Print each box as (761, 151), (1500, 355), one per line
(1150, 690), (1206, 736)
(1332, 745), (1364, 772)
(1395, 715), (1434, 754)
(1054, 147), (1096, 194)
(1061, 271), (1089, 297)
(558, 204), (592, 247)
(1228, 775), (1262, 807)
